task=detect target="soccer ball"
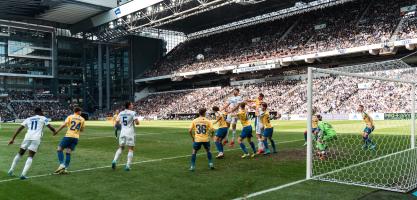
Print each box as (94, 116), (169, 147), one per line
(196, 54), (205, 60)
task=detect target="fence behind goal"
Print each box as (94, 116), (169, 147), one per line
(306, 60), (417, 193)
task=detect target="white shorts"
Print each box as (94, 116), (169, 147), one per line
(255, 117), (264, 135)
(226, 114), (238, 124)
(20, 140), (41, 152)
(119, 135), (135, 147)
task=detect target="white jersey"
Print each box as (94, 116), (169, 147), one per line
(227, 95), (243, 114)
(118, 109), (138, 136)
(21, 115), (49, 141)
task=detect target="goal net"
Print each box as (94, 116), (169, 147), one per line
(306, 60), (417, 193)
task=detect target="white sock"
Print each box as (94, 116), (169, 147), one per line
(21, 157), (33, 177)
(9, 154), (21, 172)
(113, 148), (122, 163)
(232, 130), (236, 140)
(258, 139), (264, 150)
(127, 151), (133, 167)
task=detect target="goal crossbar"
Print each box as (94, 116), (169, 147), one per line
(312, 67), (417, 84)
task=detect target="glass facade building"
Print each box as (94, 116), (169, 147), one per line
(0, 21), (165, 113)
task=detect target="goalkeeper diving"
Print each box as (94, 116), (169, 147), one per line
(314, 114), (337, 160)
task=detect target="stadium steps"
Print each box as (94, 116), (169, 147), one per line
(355, 0), (373, 27)
(279, 16), (302, 41)
(134, 87), (150, 101)
(6, 103), (18, 119)
(390, 17), (407, 41)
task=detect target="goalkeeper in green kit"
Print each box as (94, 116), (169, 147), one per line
(313, 114), (337, 160)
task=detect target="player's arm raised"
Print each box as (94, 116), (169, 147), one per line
(221, 102), (230, 112)
(8, 125), (25, 145)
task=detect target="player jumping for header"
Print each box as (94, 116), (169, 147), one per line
(222, 88), (243, 147)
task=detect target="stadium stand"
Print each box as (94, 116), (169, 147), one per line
(4, 91), (71, 120)
(142, 0), (417, 78)
(135, 67), (417, 119)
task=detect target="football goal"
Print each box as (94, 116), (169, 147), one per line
(306, 59), (417, 193)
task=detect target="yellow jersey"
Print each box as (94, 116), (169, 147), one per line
(215, 111), (228, 128)
(261, 110), (273, 128)
(237, 109), (251, 127)
(362, 112), (374, 127)
(112, 114), (118, 126)
(312, 117), (318, 128)
(64, 114), (85, 138)
(190, 117), (214, 142)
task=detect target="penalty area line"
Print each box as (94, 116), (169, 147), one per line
(232, 179), (308, 200)
(0, 139), (304, 183)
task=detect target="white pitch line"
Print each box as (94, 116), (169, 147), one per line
(0, 139), (304, 183)
(0, 132), (164, 146)
(232, 179), (308, 200)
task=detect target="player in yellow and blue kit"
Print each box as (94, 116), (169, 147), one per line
(246, 93), (265, 154)
(189, 108), (215, 171)
(260, 103), (277, 155)
(357, 105), (376, 150)
(212, 106), (229, 159)
(235, 103), (257, 158)
(54, 107), (85, 174)
(113, 109), (121, 139)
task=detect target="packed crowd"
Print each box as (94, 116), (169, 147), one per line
(0, 91), (72, 120)
(11, 101), (71, 120)
(398, 15), (417, 40)
(142, 0), (417, 78)
(0, 103), (14, 121)
(135, 68), (417, 118)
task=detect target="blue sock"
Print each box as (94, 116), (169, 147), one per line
(249, 142), (256, 153)
(219, 141), (224, 152)
(191, 153), (196, 167)
(57, 151), (64, 165)
(363, 136), (368, 146)
(239, 143), (248, 154)
(65, 153), (71, 168)
(215, 141), (223, 153)
(263, 139), (269, 151)
(304, 131), (307, 141)
(367, 138), (374, 145)
(270, 139), (277, 152)
(207, 152), (212, 163)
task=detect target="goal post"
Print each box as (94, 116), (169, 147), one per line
(306, 60), (417, 193)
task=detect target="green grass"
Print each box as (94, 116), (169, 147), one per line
(0, 120), (415, 200)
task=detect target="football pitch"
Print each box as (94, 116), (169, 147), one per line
(0, 120), (415, 200)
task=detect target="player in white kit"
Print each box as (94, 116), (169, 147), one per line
(222, 88), (243, 147)
(7, 108), (56, 179)
(111, 101), (140, 171)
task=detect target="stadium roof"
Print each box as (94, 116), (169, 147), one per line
(0, 0), (116, 26)
(79, 0), (351, 41)
(157, 0), (316, 34)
